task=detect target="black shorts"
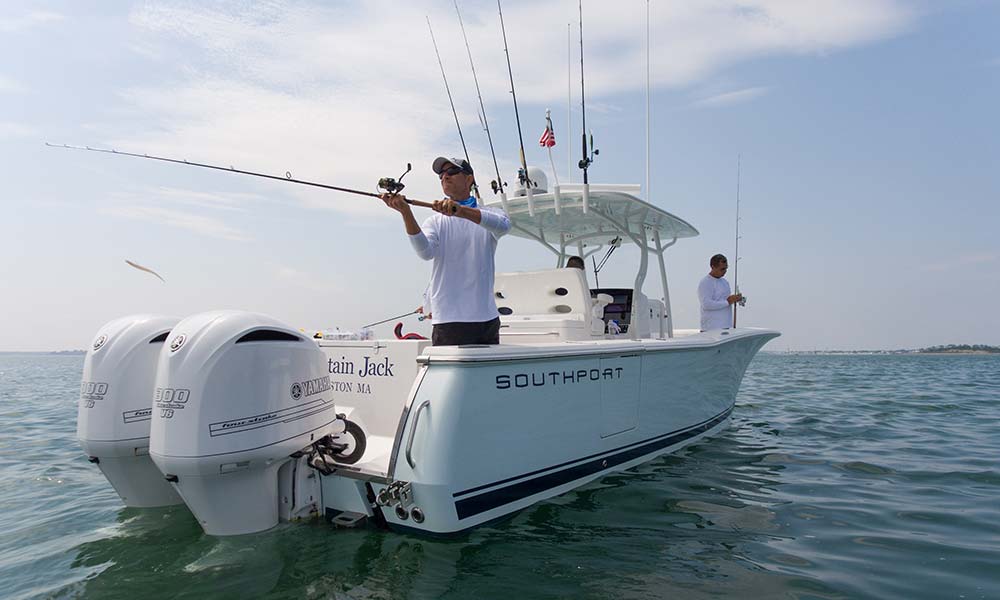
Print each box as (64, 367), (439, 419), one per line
(431, 317), (501, 346)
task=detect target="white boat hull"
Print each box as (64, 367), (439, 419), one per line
(321, 328), (777, 534)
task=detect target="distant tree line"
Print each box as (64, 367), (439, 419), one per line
(918, 344), (1000, 354)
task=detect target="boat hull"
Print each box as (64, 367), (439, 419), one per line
(369, 329), (777, 534)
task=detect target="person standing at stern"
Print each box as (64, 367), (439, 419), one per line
(381, 157), (511, 346)
(698, 254), (743, 331)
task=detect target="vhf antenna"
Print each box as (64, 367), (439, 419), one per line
(498, 0), (534, 216)
(578, 0), (598, 213)
(427, 16), (479, 201)
(455, 0), (508, 213)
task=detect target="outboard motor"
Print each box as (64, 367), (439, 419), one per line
(150, 310), (363, 536)
(78, 314), (184, 507)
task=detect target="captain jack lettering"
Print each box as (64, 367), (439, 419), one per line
(496, 367), (624, 390)
(328, 356), (394, 378)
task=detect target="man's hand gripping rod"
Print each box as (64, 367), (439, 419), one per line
(46, 143), (437, 209)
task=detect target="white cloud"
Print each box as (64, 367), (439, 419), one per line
(100, 204), (251, 241)
(0, 10), (63, 33)
(0, 121), (36, 138)
(0, 75), (26, 94)
(111, 186), (267, 212)
(693, 86), (770, 108)
(104, 0), (914, 216)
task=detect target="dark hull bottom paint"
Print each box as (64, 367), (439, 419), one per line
(453, 407), (734, 521)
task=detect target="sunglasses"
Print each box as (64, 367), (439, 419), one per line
(439, 166), (465, 178)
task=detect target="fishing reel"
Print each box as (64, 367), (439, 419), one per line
(378, 163), (412, 195)
(735, 289), (748, 307)
(578, 131), (599, 170)
(490, 179), (508, 195)
(516, 167), (535, 189)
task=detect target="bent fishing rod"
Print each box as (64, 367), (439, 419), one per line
(455, 0), (508, 203)
(45, 143), (440, 210)
(498, 0), (535, 214)
(426, 16), (479, 201)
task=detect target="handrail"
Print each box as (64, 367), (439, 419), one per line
(405, 400), (430, 469)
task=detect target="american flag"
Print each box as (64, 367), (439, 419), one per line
(538, 122), (556, 148)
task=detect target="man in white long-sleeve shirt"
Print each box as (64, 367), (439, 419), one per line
(381, 156), (511, 346)
(697, 254), (743, 331)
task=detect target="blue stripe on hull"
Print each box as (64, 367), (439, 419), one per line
(453, 407), (733, 520)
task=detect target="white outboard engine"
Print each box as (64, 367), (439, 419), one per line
(78, 314), (184, 507)
(513, 166), (548, 196)
(150, 310), (361, 536)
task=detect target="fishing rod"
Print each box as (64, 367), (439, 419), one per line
(426, 17), (479, 201)
(362, 310), (426, 329)
(733, 155), (747, 327)
(577, 0), (598, 212)
(454, 0), (508, 211)
(497, 0), (535, 215)
(45, 143), (439, 209)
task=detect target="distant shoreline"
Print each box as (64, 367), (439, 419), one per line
(0, 351), (86, 356)
(4, 346), (998, 357)
(764, 350), (999, 356)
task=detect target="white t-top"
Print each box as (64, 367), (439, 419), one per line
(409, 205), (511, 325)
(698, 273), (733, 331)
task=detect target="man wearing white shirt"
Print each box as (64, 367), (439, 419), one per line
(697, 254), (743, 331)
(381, 156), (511, 346)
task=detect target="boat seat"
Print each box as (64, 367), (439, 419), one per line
(494, 269), (607, 341)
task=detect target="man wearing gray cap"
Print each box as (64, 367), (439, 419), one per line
(381, 157), (511, 346)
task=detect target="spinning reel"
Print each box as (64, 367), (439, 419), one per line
(490, 179), (508, 195)
(378, 163), (412, 195)
(578, 131), (599, 170)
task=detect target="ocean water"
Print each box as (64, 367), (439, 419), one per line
(0, 353), (997, 600)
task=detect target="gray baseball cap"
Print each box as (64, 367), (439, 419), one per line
(432, 156), (474, 175)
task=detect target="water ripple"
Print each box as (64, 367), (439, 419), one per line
(0, 353), (998, 599)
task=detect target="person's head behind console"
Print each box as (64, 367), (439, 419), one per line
(709, 253), (728, 278)
(432, 157), (475, 201)
(566, 256), (585, 270)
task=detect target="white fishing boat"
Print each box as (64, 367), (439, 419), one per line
(77, 174), (778, 536)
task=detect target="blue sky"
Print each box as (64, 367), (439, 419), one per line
(1, 0), (998, 351)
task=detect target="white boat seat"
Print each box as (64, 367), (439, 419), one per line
(495, 269), (606, 341)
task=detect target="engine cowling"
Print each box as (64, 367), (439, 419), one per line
(150, 310), (342, 536)
(78, 314), (184, 507)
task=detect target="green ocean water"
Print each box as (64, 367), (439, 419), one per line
(0, 353), (997, 599)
